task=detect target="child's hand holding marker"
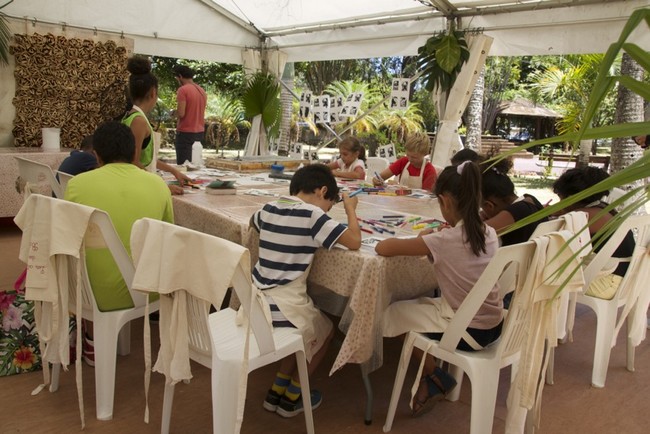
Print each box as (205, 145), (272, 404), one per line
(372, 171), (385, 186)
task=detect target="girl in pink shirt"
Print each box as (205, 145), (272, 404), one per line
(376, 161), (501, 417)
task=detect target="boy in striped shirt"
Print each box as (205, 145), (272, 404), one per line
(251, 164), (361, 417)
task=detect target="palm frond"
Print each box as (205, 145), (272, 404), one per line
(0, 12), (12, 66)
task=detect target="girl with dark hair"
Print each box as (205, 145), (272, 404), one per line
(375, 161), (502, 417)
(327, 136), (367, 180)
(481, 157), (548, 246)
(552, 166), (635, 300)
(122, 56), (190, 195)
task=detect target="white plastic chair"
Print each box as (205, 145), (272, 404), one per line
(576, 214), (650, 388)
(383, 241), (537, 434)
(366, 156), (390, 182)
(129, 219), (314, 434)
(56, 171), (74, 194)
(15, 156), (64, 198)
(49, 207), (159, 421)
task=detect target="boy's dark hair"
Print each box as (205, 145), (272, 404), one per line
(552, 166), (610, 204)
(126, 56), (158, 102)
(173, 64), (195, 79)
(93, 121), (135, 164)
(480, 157), (515, 199)
(435, 162), (486, 256)
(290, 164), (340, 201)
(451, 148), (481, 165)
(80, 135), (94, 151)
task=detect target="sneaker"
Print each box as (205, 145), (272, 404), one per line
(276, 390), (322, 418)
(263, 389), (282, 412)
(82, 334), (95, 367)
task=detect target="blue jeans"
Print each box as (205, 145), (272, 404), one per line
(175, 131), (204, 165)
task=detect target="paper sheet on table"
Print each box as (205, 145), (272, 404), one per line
(242, 189), (280, 197)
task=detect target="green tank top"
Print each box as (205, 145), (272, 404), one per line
(122, 111), (154, 167)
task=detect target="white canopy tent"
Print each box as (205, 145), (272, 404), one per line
(4, 0), (648, 63)
(3, 0), (649, 158)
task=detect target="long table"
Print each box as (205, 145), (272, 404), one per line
(173, 188), (442, 375)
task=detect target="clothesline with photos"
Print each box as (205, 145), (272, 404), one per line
(277, 70), (424, 154)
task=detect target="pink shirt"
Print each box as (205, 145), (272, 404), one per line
(176, 83), (207, 133)
(388, 156), (437, 191)
(422, 223), (502, 329)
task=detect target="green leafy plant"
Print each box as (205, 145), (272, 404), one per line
(492, 8), (650, 290)
(417, 26), (470, 92)
(378, 103), (425, 144)
(241, 71), (281, 140)
(205, 95), (248, 148)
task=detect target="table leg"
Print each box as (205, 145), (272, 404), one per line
(362, 365), (373, 425)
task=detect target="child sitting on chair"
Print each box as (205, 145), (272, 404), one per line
(251, 164), (361, 418)
(373, 132), (437, 191)
(327, 136), (367, 180)
(552, 166), (635, 300)
(376, 161), (502, 417)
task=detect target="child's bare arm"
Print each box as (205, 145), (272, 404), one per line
(375, 235), (429, 257)
(336, 193), (361, 250)
(333, 168), (364, 180)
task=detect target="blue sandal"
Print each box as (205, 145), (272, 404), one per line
(412, 367), (458, 417)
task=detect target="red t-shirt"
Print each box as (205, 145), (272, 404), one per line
(176, 83), (207, 133)
(388, 156), (437, 191)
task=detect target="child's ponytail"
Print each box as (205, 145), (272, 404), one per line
(435, 161), (486, 256)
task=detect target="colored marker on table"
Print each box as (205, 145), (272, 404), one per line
(349, 188), (364, 198)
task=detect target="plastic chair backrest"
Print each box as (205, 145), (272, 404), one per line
(438, 241), (536, 356)
(57, 171), (74, 195)
(231, 266), (276, 355)
(15, 156), (64, 198)
(528, 218), (565, 239)
(365, 157), (390, 182)
(583, 214), (650, 296)
(71, 208), (141, 311)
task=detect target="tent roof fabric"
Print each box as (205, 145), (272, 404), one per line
(4, 0), (649, 63)
(498, 98), (563, 118)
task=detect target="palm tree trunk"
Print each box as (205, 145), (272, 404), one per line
(279, 63), (294, 157)
(610, 53), (645, 212)
(464, 68), (484, 151)
(610, 53), (644, 174)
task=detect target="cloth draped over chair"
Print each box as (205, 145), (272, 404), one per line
(14, 194), (97, 428)
(431, 34), (493, 167)
(505, 231), (585, 433)
(130, 218), (252, 428)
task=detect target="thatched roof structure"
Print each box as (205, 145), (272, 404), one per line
(497, 98), (562, 118)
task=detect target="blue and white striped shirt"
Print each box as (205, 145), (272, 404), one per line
(252, 196), (347, 289)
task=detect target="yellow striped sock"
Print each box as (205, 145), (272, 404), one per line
(271, 372), (291, 395)
(284, 379), (301, 401)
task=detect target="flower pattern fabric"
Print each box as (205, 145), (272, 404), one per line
(0, 288), (42, 376)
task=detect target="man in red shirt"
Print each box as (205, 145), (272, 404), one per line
(172, 65), (207, 164)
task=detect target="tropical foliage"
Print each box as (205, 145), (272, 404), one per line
(204, 94), (248, 148)
(528, 54), (618, 136)
(495, 9), (650, 274)
(378, 103), (425, 143)
(241, 71), (282, 140)
(417, 27), (470, 93)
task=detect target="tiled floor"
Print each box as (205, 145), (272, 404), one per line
(1, 222), (649, 433)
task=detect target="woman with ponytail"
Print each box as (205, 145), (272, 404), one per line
(123, 56), (190, 195)
(376, 161), (502, 417)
